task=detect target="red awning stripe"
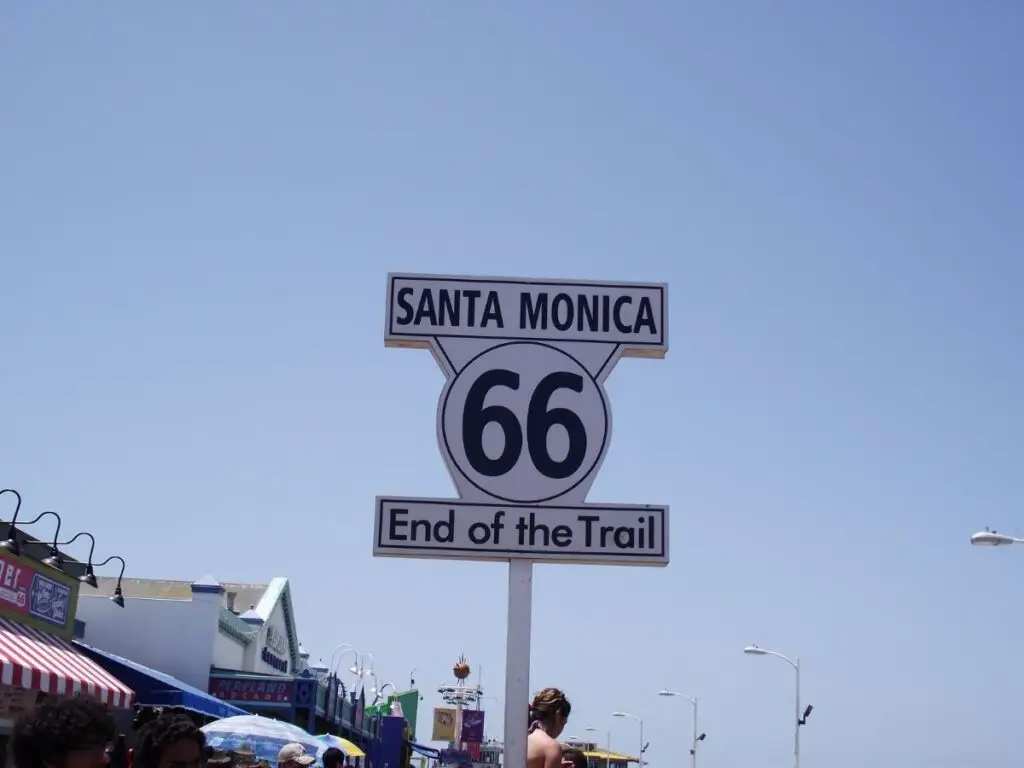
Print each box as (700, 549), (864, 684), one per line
(0, 618), (135, 708)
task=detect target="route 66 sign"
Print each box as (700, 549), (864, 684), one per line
(374, 273), (670, 566)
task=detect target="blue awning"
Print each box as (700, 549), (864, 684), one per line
(75, 642), (248, 720)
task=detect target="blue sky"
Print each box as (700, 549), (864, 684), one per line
(2, 2), (1022, 767)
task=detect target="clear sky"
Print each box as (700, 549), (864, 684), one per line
(2, 3), (1022, 767)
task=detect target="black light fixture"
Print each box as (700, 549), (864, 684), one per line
(94, 555), (127, 608)
(798, 704), (813, 726)
(0, 489), (24, 554)
(54, 531), (99, 587)
(39, 512), (66, 570)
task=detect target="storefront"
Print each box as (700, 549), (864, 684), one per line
(0, 524), (135, 760)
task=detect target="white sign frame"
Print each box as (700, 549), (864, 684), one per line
(377, 272), (670, 768)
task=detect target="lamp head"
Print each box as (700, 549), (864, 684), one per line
(79, 565), (98, 589)
(110, 586), (125, 608)
(971, 530), (1015, 546)
(613, 712), (627, 718)
(657, 690), (677, 697)
(744, 646), (768, 655)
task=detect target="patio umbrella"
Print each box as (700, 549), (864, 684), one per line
(316, 735), (367, 760)
(202, 715), (320, 763)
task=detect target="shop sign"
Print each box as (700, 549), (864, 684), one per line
(209, 676), (294, 703)
(0, 551), (80, 639)
(261, 625), (289, 672)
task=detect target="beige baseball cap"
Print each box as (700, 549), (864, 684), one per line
(278, 744), (316, 766)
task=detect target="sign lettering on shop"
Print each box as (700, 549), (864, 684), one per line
(208, 677), (294, 703)
(0, 551), (78, 639)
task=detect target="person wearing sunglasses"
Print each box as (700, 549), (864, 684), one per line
(10, 696), (116, 768)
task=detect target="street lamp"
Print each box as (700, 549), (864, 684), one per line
(657, 691), (703, 768)
(970, 528), (1024, 546)
(585, 727), (612, 768)
(95, 555), (128, 608)
(612, 712), (644, 768)
(744, 646), (810, 768)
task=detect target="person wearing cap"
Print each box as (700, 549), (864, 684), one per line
(277, 744), (316, 768)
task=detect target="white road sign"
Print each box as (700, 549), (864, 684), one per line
(377, 272), (670, 565)
(376, 272), (671, 768)
(374, 497), (668, 565)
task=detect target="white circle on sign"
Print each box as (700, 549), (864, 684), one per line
(440, 341), (610, 504)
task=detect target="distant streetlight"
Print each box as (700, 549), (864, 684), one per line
(970, 529), (1024, 546)
(585, 727), (612, 768)
(657, 690), (703, 768)
(744, 646), (811, 768)
(612, 712), (644, 768)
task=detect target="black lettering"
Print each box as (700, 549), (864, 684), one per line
(521, 292), (548, 329)
(637, 516), (646, 549)
(515, 515), (529, 545)
(551, 525), (572, 547)
(389, 509), (410, 540)
(435, 509), (455, 543)
(481, 291), (504, 328)
(395, 287), (414, 325)
(602, 295), (610, 332)
(578, 515), (599, 546)
(463, 290), (480, 325)
(468, 522), (491, 544)
(647, 515), (655, 549)
(613, 296), (632, 333)
(527, 513), (550, 546)
(551, 293), (573, 331)
(411, 518), (430, 541)
(600, 525), (615, 547)
(578, 294), (599, 332)
(413, 290), (438, 326)
(438, 290), (460, 326)
(635, 296), (657, 335)
(614, 526), (635, 549)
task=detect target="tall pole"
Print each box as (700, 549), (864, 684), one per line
(605, 731), (611, 768)
(638, 718), (644, 768)
(794, 658), (801, 768)
(690, 698), (698, 768)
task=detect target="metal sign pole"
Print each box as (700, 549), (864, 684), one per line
(503, 560), (533, 768)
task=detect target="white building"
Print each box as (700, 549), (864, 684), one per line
(76, 574), (304, 692)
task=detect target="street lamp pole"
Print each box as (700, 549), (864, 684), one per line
(744, 646), (801, 768)
(613, 712), (643, 768)
(657, 691), (699, 768)
(585, 727), (612, 768)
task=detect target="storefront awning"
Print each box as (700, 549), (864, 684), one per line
(0, 618), (134, 708)
(76, 643), (248, 720)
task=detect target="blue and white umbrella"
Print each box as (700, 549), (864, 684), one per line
(202, 715), (321, 763)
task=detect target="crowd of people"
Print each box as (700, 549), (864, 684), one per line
(7, 687), (589, 768)
(6, 697), (336, 768)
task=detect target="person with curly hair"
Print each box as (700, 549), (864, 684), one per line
(131, 712), (206, 768)
(10, 696), (116, 768)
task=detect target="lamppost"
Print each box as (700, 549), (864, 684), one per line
(657, 690), (703, 768)
(744, 645), (811, 768)
(612, 712), (644, 768)
(585, 727), (612, 768)
(970, 528), (1024, 546)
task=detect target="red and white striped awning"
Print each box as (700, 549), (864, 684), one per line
(0, 617), (134, 708)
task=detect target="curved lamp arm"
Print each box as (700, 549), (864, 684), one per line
(95, 555), (127, 607)
(744, 645), (798, 669)
(0, 489), (23, 531)
(56, 531), (98, 564)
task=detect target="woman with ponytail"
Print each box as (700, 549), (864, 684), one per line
(526, 688), (571, 768)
